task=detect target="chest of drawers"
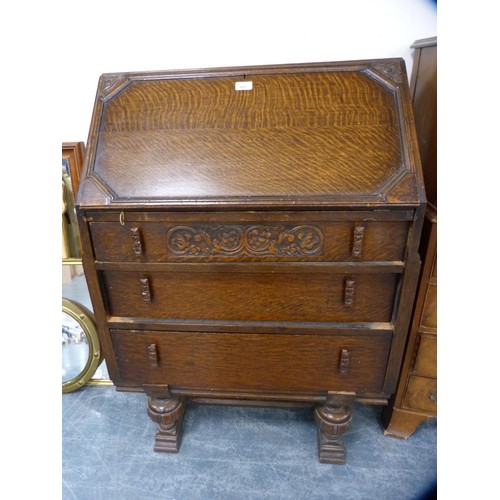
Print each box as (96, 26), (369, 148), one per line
(382, 37), (437, 438)
(76, 59), (425, 464)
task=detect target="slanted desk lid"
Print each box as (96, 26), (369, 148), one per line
(77, 59), (425, 211)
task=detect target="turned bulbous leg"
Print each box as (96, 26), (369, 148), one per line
(147, 393), (186, 453)
(315, 392), (355, 464)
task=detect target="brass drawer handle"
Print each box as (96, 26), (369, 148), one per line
(339, 349), (350, 375)
(352, 225), (365, 258)
(130, 227), (143, 256)
(148, 343), (159, 368)
(344, 279), (355, 307)
(140, 277), (152, 303)
(428, 390), (437, 405)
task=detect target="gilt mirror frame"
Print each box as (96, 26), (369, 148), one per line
(62, 298), (102, 393)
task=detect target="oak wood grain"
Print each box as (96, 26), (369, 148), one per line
(102, 269), (399, 323)
(76, 59), (424, 210)
(110, 330), (392, 394)
(89, 218), (409, 263)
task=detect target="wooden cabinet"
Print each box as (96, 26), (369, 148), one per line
(76, 59), (425, 463)
(382, 37), (437, 438)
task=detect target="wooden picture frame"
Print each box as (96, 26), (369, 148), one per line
(62, 142), (85, 258)
(62, 142), (85, 201)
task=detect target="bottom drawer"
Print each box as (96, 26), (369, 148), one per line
(110, 330), (391, 394)
(403, 375), (437, 413)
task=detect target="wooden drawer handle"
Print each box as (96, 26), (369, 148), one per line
(339, 349), (350, 375)
(352, 225), (365, 258)
(344, 279), (355, 307)
(428, 390), (437, 405)
(148, 343), (159, 368)
(130, 227), (143, 256)
(140, 277), (152, 303)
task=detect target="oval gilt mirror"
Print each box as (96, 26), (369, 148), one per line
(62, 298), (102, 393)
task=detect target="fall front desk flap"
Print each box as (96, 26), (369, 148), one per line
(76, 59), (425, 211)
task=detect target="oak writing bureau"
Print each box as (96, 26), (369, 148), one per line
(76, 59), (425, 464)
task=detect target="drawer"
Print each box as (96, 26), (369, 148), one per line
(102, 269), (399, 323)
(89, 217), (409, 263)
(421, 283), (437, 329)
(403, 375), (437, 413)
(413, 335), (436, 378)
(110, 330), (392, 393)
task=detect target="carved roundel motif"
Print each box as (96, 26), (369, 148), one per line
(166, 224), (324, 257)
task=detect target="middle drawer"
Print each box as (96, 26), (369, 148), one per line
(102, 269), (399, 323)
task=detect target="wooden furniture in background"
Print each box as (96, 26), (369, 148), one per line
(76, 60), (425, 463)
(382, 37), (437, 438)
(62, 142), (86, 202)
(62, 142), (86, 274)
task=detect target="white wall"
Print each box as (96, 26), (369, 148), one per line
(61, 0), (437, 143)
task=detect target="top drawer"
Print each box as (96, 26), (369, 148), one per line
(88, 211), (410, 263)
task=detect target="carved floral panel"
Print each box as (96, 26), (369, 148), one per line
(166, 224), (324, 257)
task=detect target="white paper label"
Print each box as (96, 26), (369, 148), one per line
(235, 81), (253, 91)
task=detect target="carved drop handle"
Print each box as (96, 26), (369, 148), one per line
(339, 349), (350, 375)
(130, 227), (143, 256)
(148, 343), (159, 368)
(140, 277), (152, 303)
(352, 225), (365, 258)
(344, 279), (355, 307)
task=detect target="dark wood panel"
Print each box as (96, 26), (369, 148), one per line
(110, 330), (392, 393)
(103, 270), (399, 323)
(410, 39), (437, 208)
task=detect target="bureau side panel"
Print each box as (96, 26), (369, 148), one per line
(77, 216), (122, 383)
(383, 205), (425, 393)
